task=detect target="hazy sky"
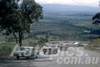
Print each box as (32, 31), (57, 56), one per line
(36, 0), (99, 7)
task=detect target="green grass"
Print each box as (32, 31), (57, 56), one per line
(90, 39), (100, 45)
(84, 39), (100, 53)
(0, 42), (15, 48)
(84, 45), (100, 53)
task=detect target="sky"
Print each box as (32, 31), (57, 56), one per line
(35, 0), (100, 7)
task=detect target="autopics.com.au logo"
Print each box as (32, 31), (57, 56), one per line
(49, 47), (99, 64)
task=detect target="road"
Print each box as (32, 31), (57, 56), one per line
(0, 47), (100, 67)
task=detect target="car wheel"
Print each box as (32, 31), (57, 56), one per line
(36, 56), (38, 58)
(17, 56), (20, 60)
(26, 57), (30, 59)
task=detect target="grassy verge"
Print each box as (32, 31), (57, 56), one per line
(0, 56), (16, 60)
(84, 39), (100, 53)
(84, 45), (100, 53)
(0, 42), (16, 60)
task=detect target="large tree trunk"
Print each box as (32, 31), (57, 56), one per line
(13, 31), (20, 50)
(19, 32), (23, 47)
(13, 32), (18, 44)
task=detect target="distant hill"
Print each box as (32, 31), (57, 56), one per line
(41, 4), (100, 12)
(30, 4), (100, 41)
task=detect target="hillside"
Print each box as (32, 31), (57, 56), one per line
(85, 39), (100, 52)
(31, 10), (99, 41)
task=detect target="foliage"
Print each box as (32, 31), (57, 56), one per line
(0, 0), (43, 47)
(92, 13), (100, 25)
(92, 13), (100, 38)
(0, 46), (12, 56)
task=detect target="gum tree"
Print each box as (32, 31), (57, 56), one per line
(0, 0), (43, 47)
(92, 13), (100, 38)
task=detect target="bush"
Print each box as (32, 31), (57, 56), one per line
(0, 46), (12, 56)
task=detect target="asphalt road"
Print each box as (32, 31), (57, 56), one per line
(0, 47), (100, 67)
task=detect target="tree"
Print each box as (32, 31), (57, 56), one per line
(92, 13), (100, 25)
(0, 0), (43, 47)
(92, 13), (100, 38)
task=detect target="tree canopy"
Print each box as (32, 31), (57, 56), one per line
(0, 0), (43, 47)
(92, 13), (100, 38)
(92, 13), (100, 25)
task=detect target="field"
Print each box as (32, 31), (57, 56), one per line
(31, 11), (97, 41)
